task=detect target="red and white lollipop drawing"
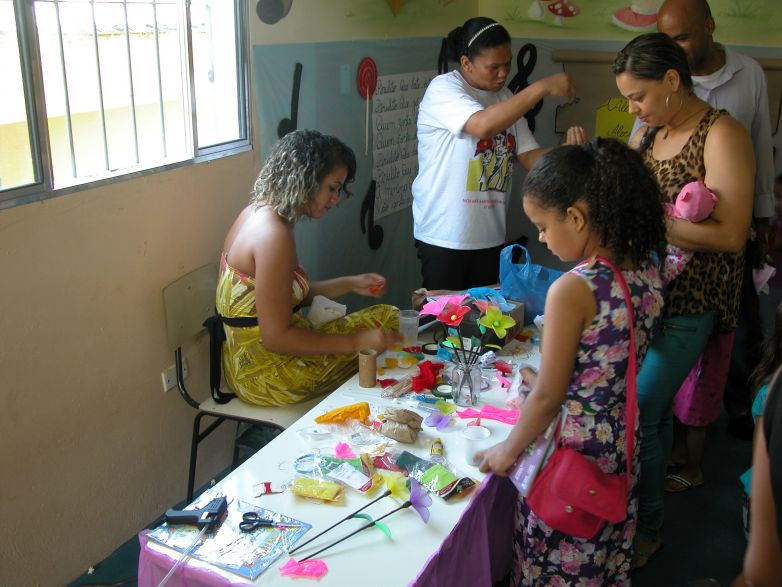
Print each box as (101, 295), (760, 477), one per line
(357, 57), (378, 154)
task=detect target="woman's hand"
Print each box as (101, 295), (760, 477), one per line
(563, 125), (586, 146)
(521, 366), (538, 387)
(476, 440), (519, 476)
(354, 327), (401, 353)
(350, 274), (387, 297)
(539, 72), (577, 102)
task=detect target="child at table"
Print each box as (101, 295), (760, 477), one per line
(477, 138), (665, 584)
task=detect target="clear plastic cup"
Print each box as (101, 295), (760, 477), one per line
(397, 309), (420, 347)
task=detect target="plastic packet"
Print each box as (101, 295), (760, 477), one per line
(381, 374), (414, 398)
(297, 425), (338, 448)
(395, 450), (477, 501)
(288, 477), (344, 502)
(345, 420), (393, 456)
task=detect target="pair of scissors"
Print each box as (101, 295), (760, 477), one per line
(239, 512), (300, 532)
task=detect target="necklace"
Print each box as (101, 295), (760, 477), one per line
(663, 105), (707, 139)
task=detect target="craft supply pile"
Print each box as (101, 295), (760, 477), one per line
(146, 290), (539, 581)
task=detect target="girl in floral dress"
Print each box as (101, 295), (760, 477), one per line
(477, 138), (665, 585)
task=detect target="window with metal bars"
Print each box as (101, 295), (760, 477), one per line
(0, 0), (250, 209)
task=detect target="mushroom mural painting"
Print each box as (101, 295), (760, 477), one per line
(487, 0), (781, 44)
(526, 0), (582, 26)
(612, 0), (661, 32)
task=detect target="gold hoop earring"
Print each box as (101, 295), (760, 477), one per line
(665, 93), (671, 111)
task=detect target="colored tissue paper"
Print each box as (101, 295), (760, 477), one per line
(315, 402), (370, 424)
(494, 360), (513, 374)
(334, 442), (356, 459)
(456, 405), (519, 425)
(377, 378), (399, 388)
(279, 557), (328, 579)
(412, 360), (444, 392)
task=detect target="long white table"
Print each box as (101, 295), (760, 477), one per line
(140, 340), (540, 586)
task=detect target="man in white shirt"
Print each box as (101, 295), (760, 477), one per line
(656, 0), (775, 442)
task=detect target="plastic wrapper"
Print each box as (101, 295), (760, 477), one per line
(289, 477), (344, 502)
(395, 451), (477, 501)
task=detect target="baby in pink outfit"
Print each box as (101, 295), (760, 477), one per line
(663, 181), (718, 284)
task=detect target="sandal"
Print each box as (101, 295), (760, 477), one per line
(632, 537), (663, 570)
(664, 473), (704, 493)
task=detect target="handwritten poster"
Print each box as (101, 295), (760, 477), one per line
(594, 97), (635, 144)
(372, 70), (436, 219)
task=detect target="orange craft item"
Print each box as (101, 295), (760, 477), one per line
(314, 401), (371, 424)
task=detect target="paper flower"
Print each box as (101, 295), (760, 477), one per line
(437, 303), (471, 327)
(420, 294), (469, 317)
(424, 411), (452, 431)
(298, 479), (432, 561)
(479, 306), (516, 339)
(409, 478), (432, 523)
(379, 470), (410, 501)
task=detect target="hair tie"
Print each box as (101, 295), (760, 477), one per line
(467, 22), (500, 49)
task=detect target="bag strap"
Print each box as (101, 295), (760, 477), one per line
(202, 303), (304, 404)
(589, 256), (637, 488)
(202, 313), (257, 404)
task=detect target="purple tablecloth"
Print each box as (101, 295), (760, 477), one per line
(411, 473), (516, 586)
(138, 474), (517, 586)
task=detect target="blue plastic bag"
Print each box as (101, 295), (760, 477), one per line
(499, 245), (564, 324)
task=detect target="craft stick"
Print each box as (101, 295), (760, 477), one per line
(299, 501), (410, 562)
(382, 374), (413, 398)
(288, 490), (391, 555)
(365, 94), (369, 155)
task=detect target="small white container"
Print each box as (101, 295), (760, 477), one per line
(461, 425), (491, 466)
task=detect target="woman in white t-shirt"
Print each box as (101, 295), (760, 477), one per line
(412, 17), (584, 290)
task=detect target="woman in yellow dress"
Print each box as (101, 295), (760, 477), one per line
(217, 130), (400, 406)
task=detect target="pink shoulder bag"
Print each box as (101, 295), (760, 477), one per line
(526, 256), (637, 539)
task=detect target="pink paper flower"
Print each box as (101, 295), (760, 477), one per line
(420, 294), (469, 317)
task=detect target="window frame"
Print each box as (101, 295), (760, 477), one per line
(1, 0), (251, 210)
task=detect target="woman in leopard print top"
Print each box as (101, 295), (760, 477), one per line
(614, 33), (755, 568)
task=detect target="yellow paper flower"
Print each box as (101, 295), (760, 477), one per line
(479, 305), (516, 339)
(378, 470), (410, 501)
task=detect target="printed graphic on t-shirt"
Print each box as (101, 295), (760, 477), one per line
(466, 131), (517, 195)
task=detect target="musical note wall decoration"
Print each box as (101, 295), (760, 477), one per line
(359, 180), (384, 250)
(278, 62), (302, 138)
(506, 44), (543, 132)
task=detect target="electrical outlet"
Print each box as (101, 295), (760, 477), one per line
(162, 360), (189, 392)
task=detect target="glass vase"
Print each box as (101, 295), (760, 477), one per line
(451, 363), (481, 407)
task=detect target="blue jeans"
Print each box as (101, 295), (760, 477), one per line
(636, 312), (715, 542)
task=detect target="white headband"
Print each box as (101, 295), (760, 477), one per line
(467, 22), (501, 49)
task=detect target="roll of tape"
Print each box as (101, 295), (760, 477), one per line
(422, 342), (439, 355)
(433, 384), (453, 399)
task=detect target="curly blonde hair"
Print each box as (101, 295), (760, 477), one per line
(251, 129), (357, 222)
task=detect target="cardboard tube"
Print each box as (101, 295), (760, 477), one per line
(358, 349), (378, 387)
